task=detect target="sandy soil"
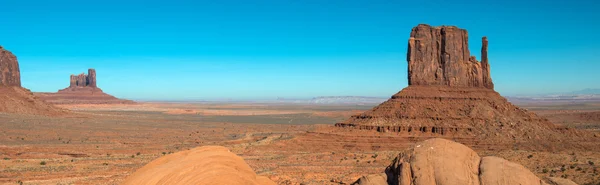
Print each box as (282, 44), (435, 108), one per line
(0, 102), (599, 185)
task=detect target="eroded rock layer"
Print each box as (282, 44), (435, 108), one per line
(336, 86), (581, 141)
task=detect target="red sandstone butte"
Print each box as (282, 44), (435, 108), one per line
(336, 24), (592, 144)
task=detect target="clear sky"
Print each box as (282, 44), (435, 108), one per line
(1, 0), (599, 100)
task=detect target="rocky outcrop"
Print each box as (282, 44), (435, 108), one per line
(337, 24), (593, 144)
(69, 69), (96, 88)
(352, 139), (577, 185)
(0, 46), (21, 86)
(0, 45), (66, 116)
(407, 24), (493, 89)
(122, 146), (276, 185)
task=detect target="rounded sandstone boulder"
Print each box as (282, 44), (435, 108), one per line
(122, 146), (275, 185)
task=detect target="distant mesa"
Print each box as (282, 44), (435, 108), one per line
(0, 45), (66, 115)
(35, 69), (134, 104)
(336, 24), (593, 145)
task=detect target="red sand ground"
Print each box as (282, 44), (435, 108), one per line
(0, 103), (599, 184)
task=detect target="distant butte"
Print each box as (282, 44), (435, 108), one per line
(336, 24), (592, 144)
(35, 69), (134, 104)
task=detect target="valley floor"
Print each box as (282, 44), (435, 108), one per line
(0, 102), (599, 184)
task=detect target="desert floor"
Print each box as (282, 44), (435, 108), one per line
(1, 101), (599, 185)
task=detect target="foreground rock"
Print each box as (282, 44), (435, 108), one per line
(336, 24), (592, 146)
(352, 138), (578, 185)
(122, 146), (275, 185)
(35, 69), (134, 104)
(0, 46), (66, 115)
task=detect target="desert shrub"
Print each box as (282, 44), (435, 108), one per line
(40, 161), (46, 165)
(3, 157), (9, 160)
(527, 154), (533, 159)
(561, 167), (566, 172)
(162, 152), (166, 155)
(577, 167), (583, 171)
(131, 155), (135, 158)
(542, 168), (549, 173)
(590, 161), (595, 165)
(372, 154), (378, 158)
(136, 152), (141, 156)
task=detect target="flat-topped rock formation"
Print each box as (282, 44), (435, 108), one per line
(336, 24), (592, 144)
(0, 45), (67, 116)
(35, 69), (134, 104)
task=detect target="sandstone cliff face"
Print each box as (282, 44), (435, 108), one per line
(352, 139), (578, 185)
(407, 24), (493, 89)
(87, 69), (96, 88)
(0, 45), (66, 116)
(69, 68), (96, 88)
(0, 46), (21, 86)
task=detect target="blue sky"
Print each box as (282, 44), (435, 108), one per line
(1, 0), (599, 100)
